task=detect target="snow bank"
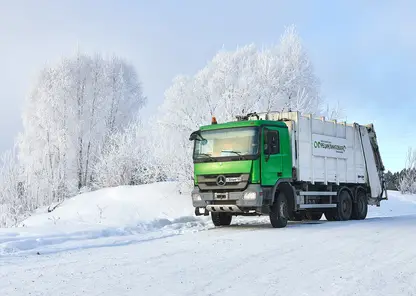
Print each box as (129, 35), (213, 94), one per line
(0, 186), (415, 257)
(20, 182), (197, 228)
(0, 182), (210, 256)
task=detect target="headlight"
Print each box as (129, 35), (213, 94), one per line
(243, 192), (257, 200)
(192, 193), (202, 201)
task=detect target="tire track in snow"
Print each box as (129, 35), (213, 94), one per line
(0, 216), (211, 257)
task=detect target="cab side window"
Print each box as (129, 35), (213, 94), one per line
(264, 129), (280, 155)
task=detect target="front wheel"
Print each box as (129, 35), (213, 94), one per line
(269, 191), (288, 228)
(211, 212), (232, 226)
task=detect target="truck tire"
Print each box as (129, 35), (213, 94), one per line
(269, 191), (288, 228)
(351, 190), (368, 220)
(305, 211), (323, 221)
(335, 190), (353, 221)
(211, 212), (232, 226)
(324, 190), (352, 221)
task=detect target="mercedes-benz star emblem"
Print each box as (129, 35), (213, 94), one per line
(216, 175), (226, 186)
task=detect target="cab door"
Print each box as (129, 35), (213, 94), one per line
(261, 126), (283, 186)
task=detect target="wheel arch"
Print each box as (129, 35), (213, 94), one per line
(272, 179), (296, 218)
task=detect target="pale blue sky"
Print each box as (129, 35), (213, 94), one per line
(1, 0), (415, 172)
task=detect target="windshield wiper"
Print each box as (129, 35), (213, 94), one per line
(221, 150), (246, 160)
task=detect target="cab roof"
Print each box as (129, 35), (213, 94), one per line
(200, 119), (287, 131)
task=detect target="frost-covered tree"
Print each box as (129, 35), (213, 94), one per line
(399, 147), (416, 194)
(92, 117), (166, 189)
(0, 144), (28, 227)
(156, 25), (339, 185)
(18, 51), (146, 206)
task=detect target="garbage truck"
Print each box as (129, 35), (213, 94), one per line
(189, 111), (387, 228)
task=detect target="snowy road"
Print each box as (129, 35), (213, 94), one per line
(2, 215), (416, 296)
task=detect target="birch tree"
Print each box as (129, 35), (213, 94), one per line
(18, 51), (146, 207)
(0, 144), (28, 227)
(92, 116), (167, 188)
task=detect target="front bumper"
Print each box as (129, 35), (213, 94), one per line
(191, 184), (263, 213)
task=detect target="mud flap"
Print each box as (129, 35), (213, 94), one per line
(195, 207), (209, 216)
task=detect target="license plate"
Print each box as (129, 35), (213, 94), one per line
(226, 177), (242, 183)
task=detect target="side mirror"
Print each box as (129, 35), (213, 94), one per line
(265, 141), (271, 162)
(189, 131), (199, 141)
(268, 136), (276, 151)
(264, 142), (270, 155)
(189, 131), (206, 143)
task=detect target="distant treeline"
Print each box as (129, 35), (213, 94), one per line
(384, 168), (416, 191)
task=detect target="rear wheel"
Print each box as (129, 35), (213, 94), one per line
(269, 191), (289, 228)
(335, 190), (353, 221)
(351, 190), (368, 220)
(324, 190), (352, 221)
(211, 212), (232, 226)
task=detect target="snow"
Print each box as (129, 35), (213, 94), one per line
(1, 184), (416, 295)
(20, 182), (196, 228)
(0, 182), (209, 256)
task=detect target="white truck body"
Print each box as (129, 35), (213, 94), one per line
(250, 111), (386, 204)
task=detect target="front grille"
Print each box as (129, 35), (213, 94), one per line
(197, 173), (249, 191)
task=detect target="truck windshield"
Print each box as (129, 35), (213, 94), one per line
(193, 127), (259, 161)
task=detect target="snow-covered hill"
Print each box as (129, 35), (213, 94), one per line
(20, 182), (199, 228)
(0, 182), (210, 256)
(1, 183), (416, 295)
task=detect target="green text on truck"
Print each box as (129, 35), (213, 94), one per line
(189, 111), (387, 228)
